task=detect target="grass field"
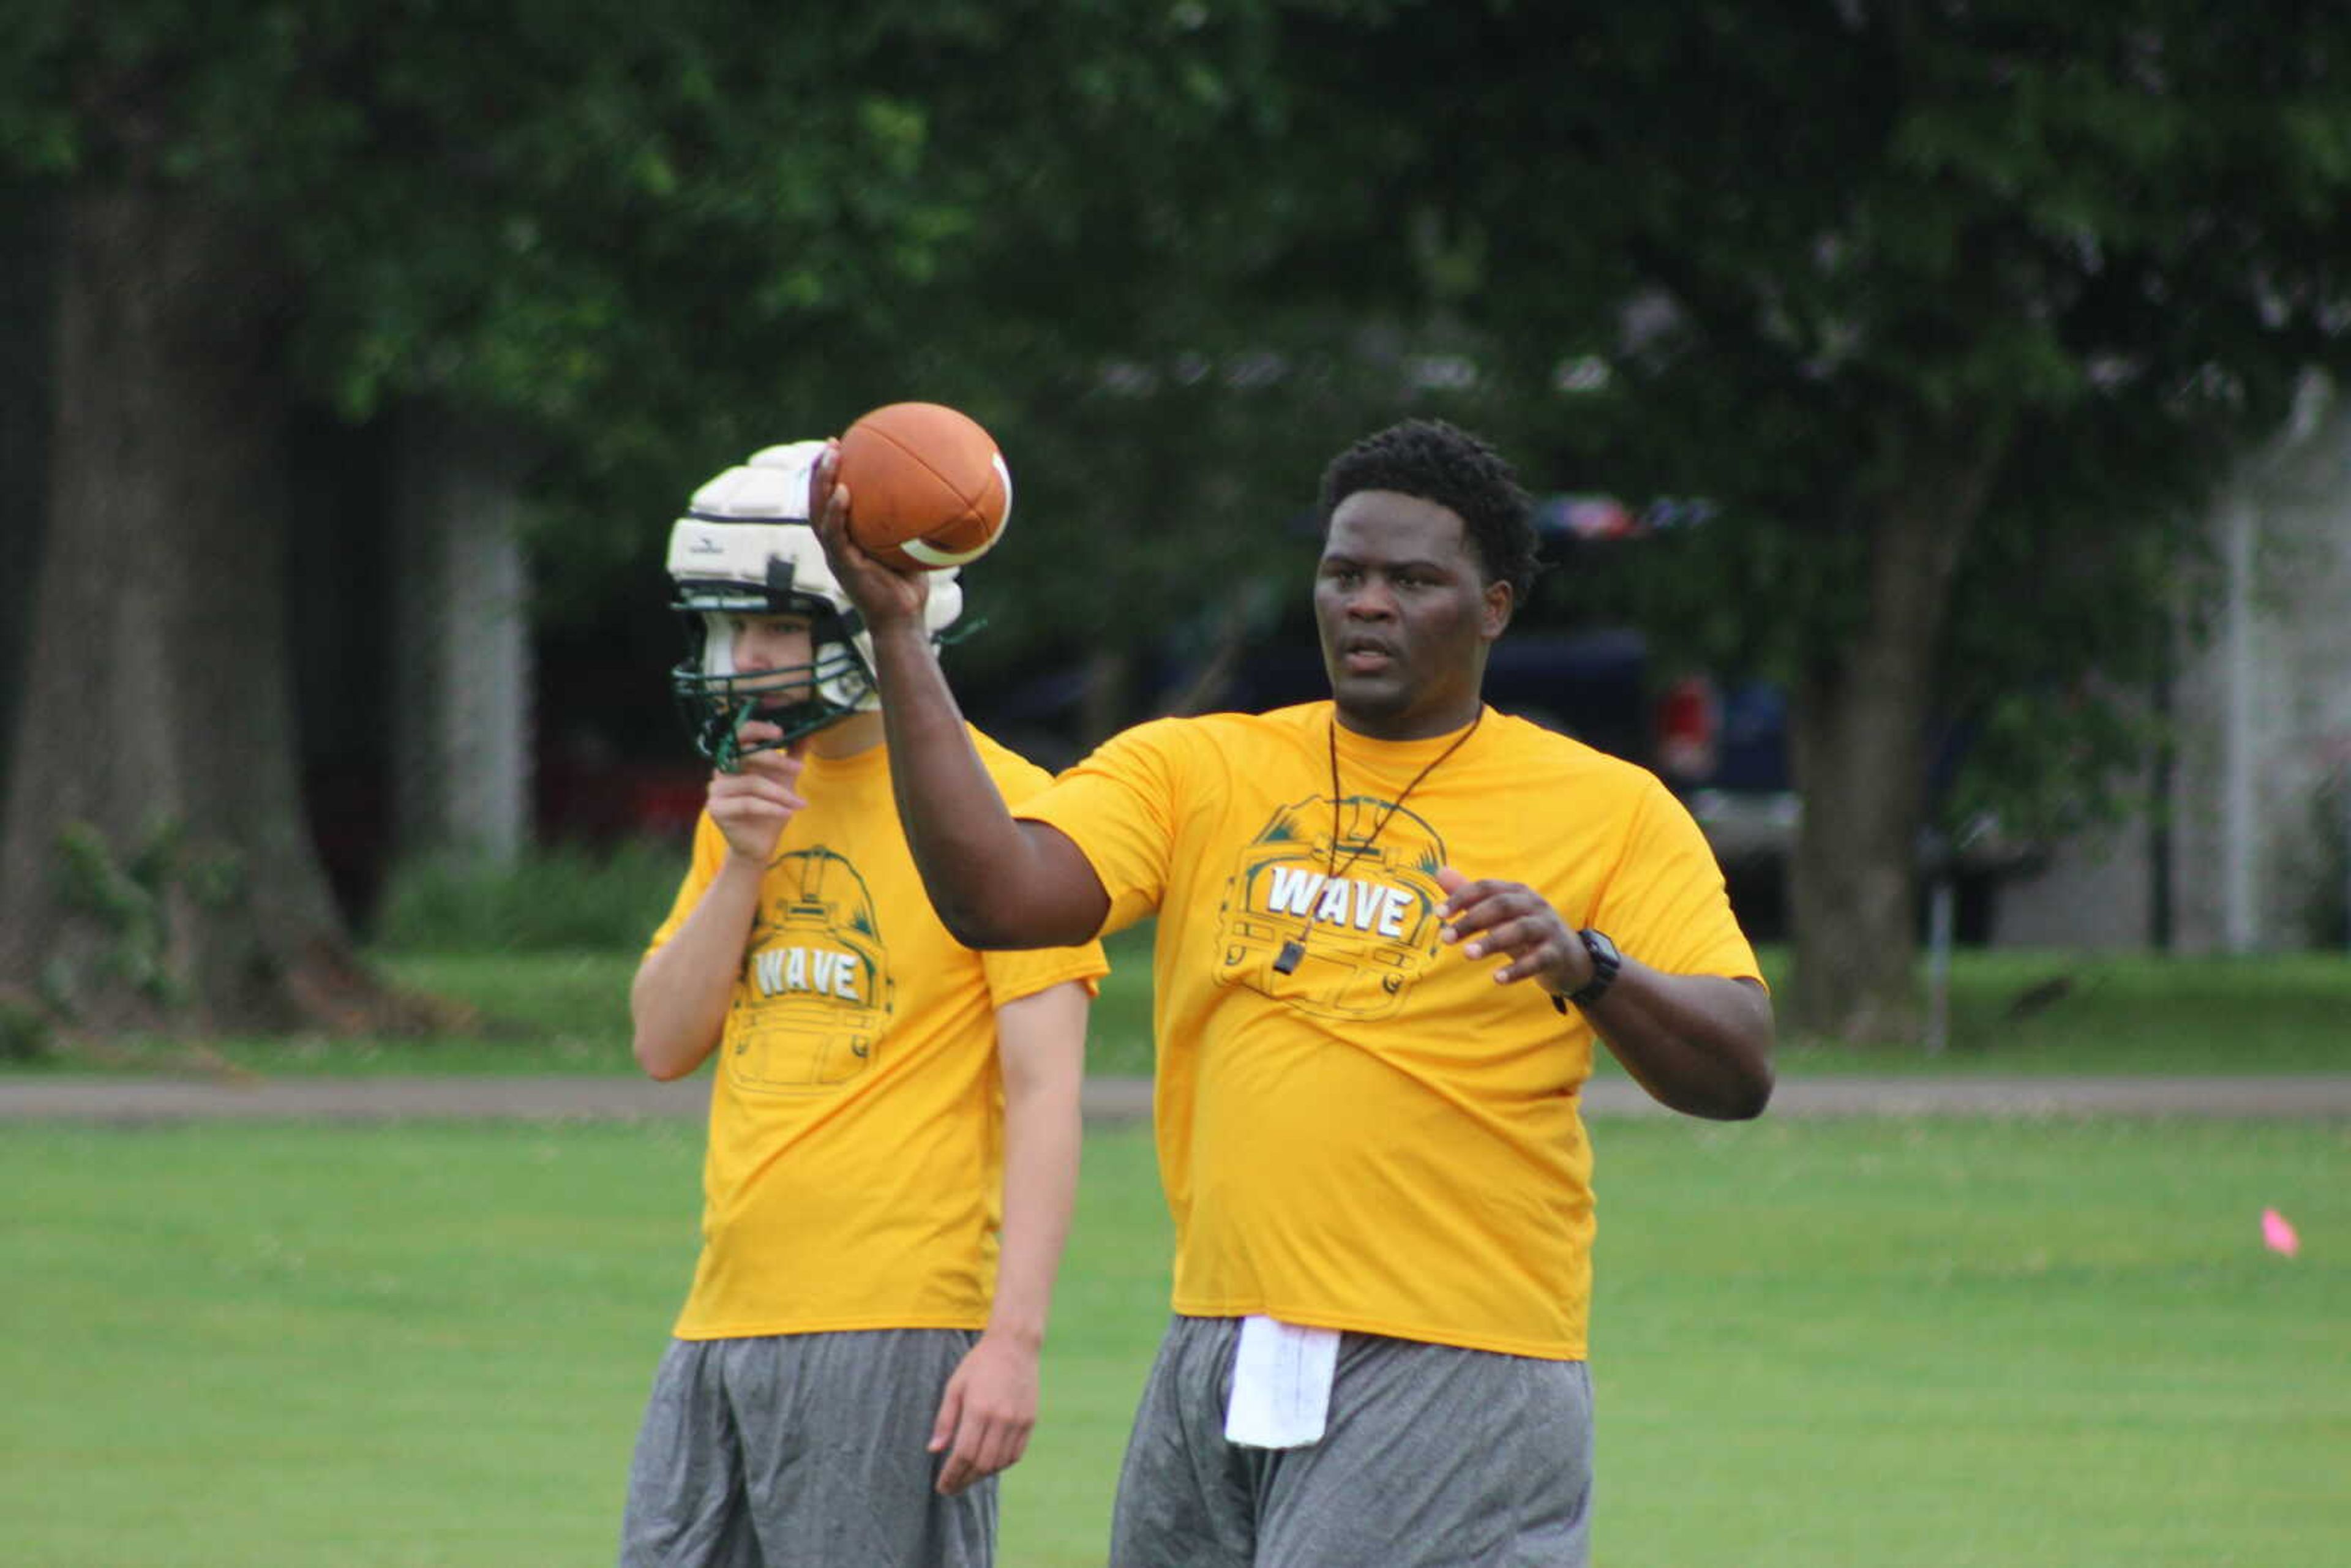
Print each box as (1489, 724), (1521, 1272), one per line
(5, 1115), (2344, 1566)
(20, 937), (2351, 1081)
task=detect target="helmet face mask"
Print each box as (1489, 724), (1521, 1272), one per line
(669, 599), (876, 770)
(666, 443), (962, 771)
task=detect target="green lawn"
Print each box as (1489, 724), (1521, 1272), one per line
(4, 1116), (2344, 1566)
(14, 929), (1157, 1079)
(1760, 947), (2351, 1078)
(20, 936), (2349, 1080)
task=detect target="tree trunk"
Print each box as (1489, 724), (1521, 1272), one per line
(0, 185), (412, 1037)
(0, 187), (59, 800)
(1787, 437), (2001, 1042)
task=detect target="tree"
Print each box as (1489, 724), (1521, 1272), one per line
(17, 0), (2343, 1051)
(0, 1), (1293, 1036)
(0, 184), (364, 1033)
(1186, 1), (2351, 1038)
(1575, 4), (2351, 1037)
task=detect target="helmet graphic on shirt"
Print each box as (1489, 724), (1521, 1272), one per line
(729, 847), (897, 1091)
(1215, 794), (1448, 1021)
(666, 441), (965, 768)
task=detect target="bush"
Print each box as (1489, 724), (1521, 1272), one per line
(370, 840), (686, 953)
(0, 999), (53, 1062)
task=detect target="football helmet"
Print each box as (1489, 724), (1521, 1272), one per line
(666, 440), (964, 769)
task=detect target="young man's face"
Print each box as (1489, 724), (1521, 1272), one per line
(1314, 490), (1511, 740)
(727, 613), (817, 711)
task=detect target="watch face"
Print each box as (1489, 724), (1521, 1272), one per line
(1567, 928), (1621, 1006)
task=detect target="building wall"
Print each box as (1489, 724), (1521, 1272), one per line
(1994, 383), (2351, 952)
(1992, 817), (2154, 950)
(2173, 393), (2351, 951)
(391, 408), (534, 869)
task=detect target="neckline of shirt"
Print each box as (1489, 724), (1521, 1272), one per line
(800, 737), (891, 778)
(1324, 703), (1492, 772)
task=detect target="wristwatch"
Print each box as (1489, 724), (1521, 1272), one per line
(1550, 929), (1622, 1014)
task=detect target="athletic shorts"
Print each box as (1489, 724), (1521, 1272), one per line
(1109, 1315), (1593, 1568)
(617, 1329), (996, 1568)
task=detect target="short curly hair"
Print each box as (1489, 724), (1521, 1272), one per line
(1315, 419), (1540, 602)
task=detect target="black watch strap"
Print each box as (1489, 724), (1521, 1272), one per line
(1550, 929), (1622, 1013)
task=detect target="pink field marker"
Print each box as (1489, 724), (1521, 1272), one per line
(2261, 1208), (2300, 1259)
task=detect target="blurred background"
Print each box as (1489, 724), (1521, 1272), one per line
(4, 1), (2350, 1052)
(4, 11), (2348, 1566)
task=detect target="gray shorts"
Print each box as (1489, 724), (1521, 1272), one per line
(618, 1329), (996, 1568)
(1109, 1316), (1593, 1568)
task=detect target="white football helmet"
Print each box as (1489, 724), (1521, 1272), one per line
(666, 440), (964, 768)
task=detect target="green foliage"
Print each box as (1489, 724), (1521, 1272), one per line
(11, 1), (2351, 1044)
(34, 0), (2334, 749)
(0, 1), (1311, 637)
(1271, 2), (2351, 831)
(52, 823), (162, 953)
(0, 999), (50, 1062)
(367, 951), (636, 1060)
(41, 817), (241, 1015)
(369, 841), (684, 954)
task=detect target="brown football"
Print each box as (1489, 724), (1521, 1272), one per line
(836, 402), (1011, 571)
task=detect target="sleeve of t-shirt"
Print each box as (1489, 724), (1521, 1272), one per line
(978, 733), (1117, 1002)
(1010, 717), (1190, 939)
(644, 812), (727, 953)
(1588, 778), (1764, 985)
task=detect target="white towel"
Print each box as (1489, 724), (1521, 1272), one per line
(1223, 1315), (1340, 1449)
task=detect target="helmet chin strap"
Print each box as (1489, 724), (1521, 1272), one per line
(697, 688), (863, 773)
(674, 614), (880, 771)
(708, 699), (757, 775)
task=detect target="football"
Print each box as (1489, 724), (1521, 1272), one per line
(836, 402), (1012, 571)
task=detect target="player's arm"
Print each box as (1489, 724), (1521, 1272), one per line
(628, 726), (808, 1079)
(929, 979), (1090, 1495)
(1437, 867), (1775, 1120)
(810, 448), (1110, 949)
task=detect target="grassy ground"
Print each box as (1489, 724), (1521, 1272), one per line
(20, 932), (2350, 1080)
(4, 1116), (2344, 1566)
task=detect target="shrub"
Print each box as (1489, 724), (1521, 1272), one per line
(370, 839), (685, 953)
(0, 999), (52, 1062)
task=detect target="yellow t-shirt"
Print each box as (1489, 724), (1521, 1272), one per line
(1018, 702), (1758, 1361)
(647, 727), (1108, 1340)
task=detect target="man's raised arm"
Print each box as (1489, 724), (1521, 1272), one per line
(810, 445), (1110, 950)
